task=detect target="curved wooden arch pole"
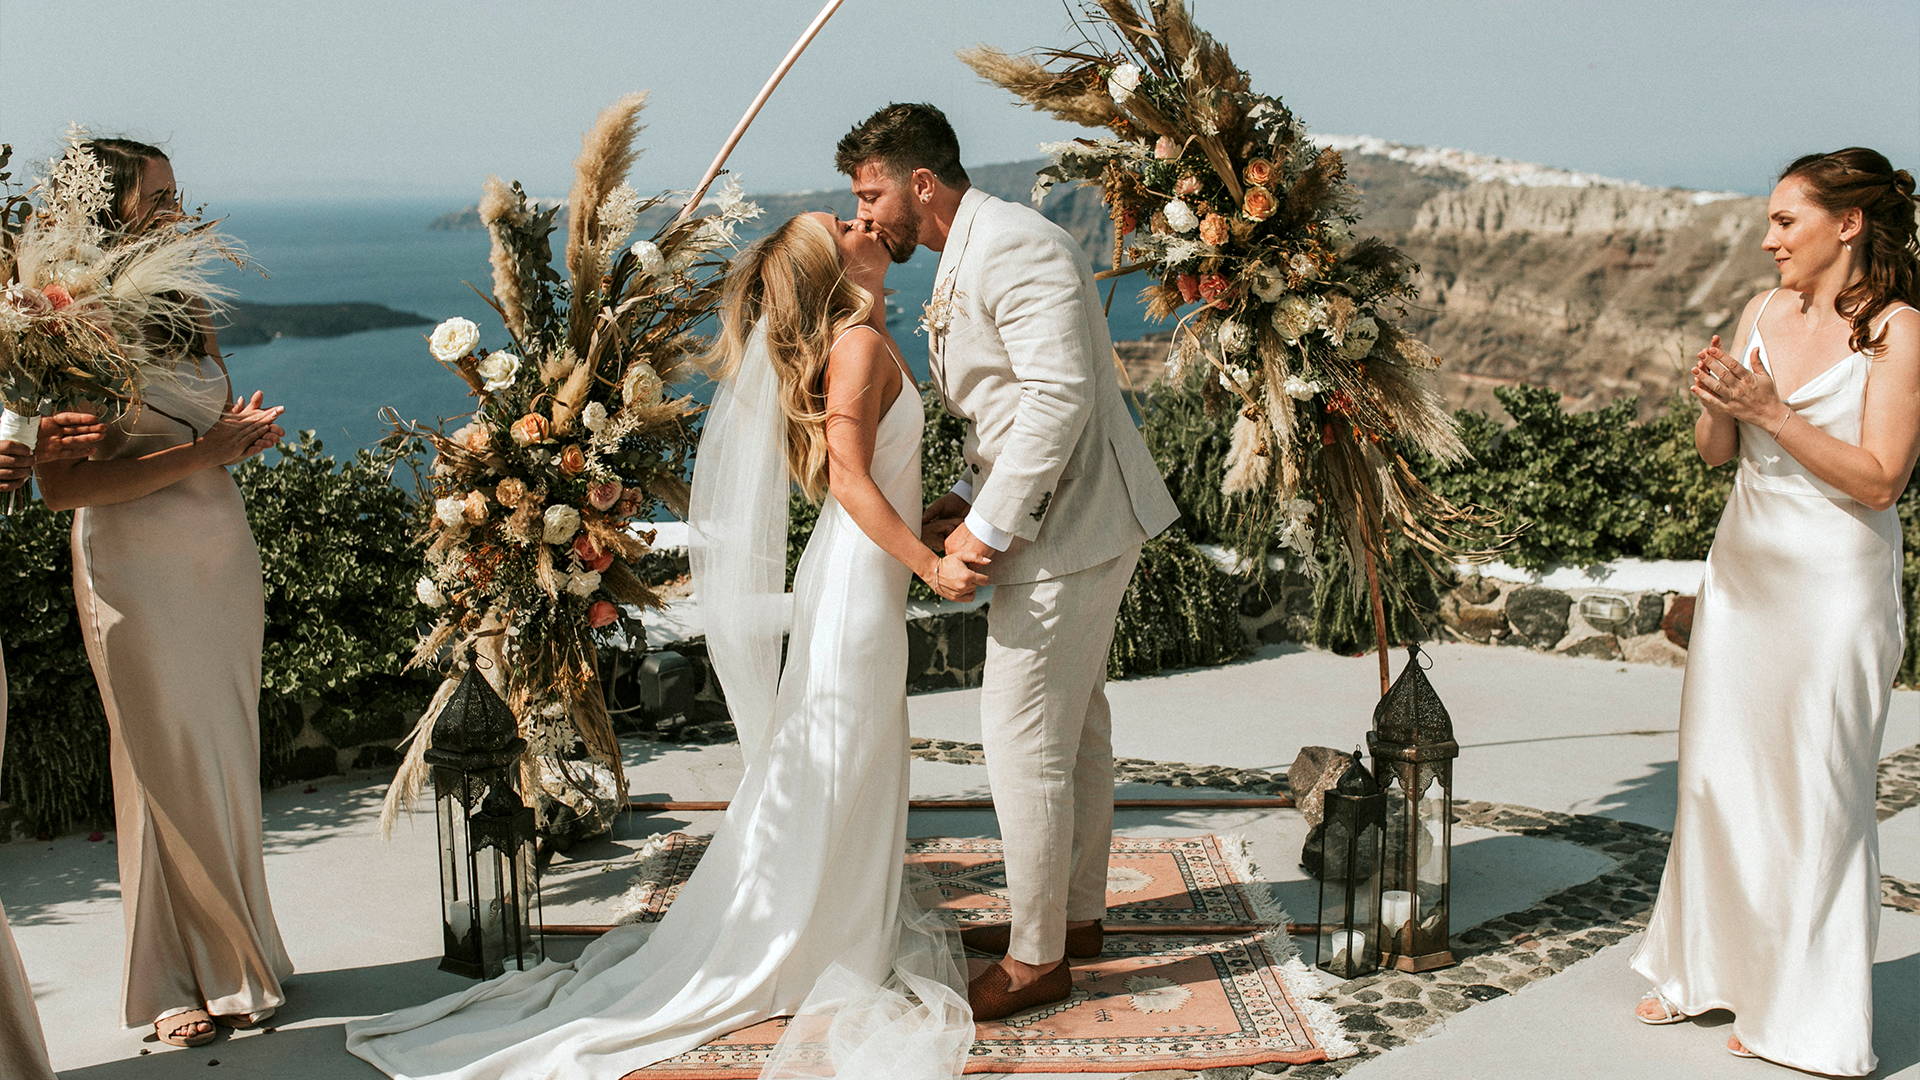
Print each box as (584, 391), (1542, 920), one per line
(673, 0), (848, 224)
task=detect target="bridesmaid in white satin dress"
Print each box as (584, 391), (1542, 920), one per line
(1631, 147), (1919, 1075)
(347, 214), (985, 1080)
(34, 140), (292, 1049)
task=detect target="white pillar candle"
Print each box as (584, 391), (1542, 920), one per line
(1329, 929), (1367, 969)
(447, 899), (472, 930)
(1381, 890), (1415, 934)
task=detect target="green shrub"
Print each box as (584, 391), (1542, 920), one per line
(1108, 528), (1249, 677)
(0, 434), (430, 836)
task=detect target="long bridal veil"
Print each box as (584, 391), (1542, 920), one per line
(688, 323), (972, 1079)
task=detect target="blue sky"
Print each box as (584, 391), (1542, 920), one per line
(2, 0), (1915, 203)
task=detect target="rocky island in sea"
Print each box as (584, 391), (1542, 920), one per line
(219, 301), (433, 347)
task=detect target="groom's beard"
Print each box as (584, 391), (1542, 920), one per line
(883, 204), (921, 264)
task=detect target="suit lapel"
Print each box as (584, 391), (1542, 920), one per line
(928, 187), (990, 397)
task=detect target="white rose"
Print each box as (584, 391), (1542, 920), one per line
(1107, 62), (1143, 104)
(1271, 295), (1314, 344)
(1251, 266), (1287, 303)
(630, 240), (666, 278)
(429, 317), (481, 363)
(1216, 319), (1249, 354)
(1283, 375), (1322, 400)
(1218, 365), (1255, 394)
(1337, 316), (1379, 360)
(566, 569), (602, 597)
(1288, 252), (1319, 283)
(434, 496), (466, 527)
(476, 351), (520, 392)
(622, 362), (664, 407)
(415, 576), (445, 608)
(1164, 199), (1199, 234)
(580, 401), (609, 434)
(542, 504), (582, 545)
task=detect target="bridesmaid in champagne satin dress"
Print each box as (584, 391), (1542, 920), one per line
(1631, 148), (1920, 1075)
(34, 140), (292, 1048)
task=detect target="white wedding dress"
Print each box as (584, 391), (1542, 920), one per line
(346, 324), (971, 1079)
(1631, 296), (1913, 1076)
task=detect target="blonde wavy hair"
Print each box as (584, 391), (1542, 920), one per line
(705, 213), (874, 501)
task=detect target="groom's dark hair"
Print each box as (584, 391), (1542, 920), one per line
(834, 103), (969, 188)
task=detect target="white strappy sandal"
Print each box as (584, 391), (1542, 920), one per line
(1635, 991), (1688, 1025)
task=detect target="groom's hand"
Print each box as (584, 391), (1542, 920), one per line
(922, 490), (970, 526)
(923, 516), (962, 553)
(944, 522), (995, 570)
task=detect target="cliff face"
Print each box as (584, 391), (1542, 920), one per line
(1084, 139), (1780, 415)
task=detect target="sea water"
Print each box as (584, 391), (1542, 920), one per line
(217, 199), (1162, 455)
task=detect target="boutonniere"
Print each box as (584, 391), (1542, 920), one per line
(919, 274), (964, 337)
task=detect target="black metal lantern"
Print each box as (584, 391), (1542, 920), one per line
(1369, 644), (1459, 972)
(1315, 750), (1385, 980)
(426, 651), (544, 979)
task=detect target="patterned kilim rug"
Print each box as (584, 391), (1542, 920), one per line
(616, 835), (1357, 1077)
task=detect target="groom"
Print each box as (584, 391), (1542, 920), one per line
(837, 104), (1179, 1020)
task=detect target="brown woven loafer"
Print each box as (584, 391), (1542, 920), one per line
(966, 958), (1073, 1022)
(959, 921), (1104, 960)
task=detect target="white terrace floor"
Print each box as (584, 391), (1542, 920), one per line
(5, 642), (1917, 1080)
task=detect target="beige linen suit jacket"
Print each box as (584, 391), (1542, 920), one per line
(927, 187), (1179, 584)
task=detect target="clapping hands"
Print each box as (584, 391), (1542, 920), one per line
(1691, 335), (1789, 430)
(201, 391), (287, 465)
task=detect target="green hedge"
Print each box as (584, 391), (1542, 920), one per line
(0, 435), (430, 837)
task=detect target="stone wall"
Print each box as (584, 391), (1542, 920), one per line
(1435, 575), (1694, 665)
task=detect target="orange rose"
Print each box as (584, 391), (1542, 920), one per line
(588, 551), (614, 573)
(1243, 158), (1276, 187)
(588, 600), (619, 628)
(1199, 213), (1230, 247)
(1176, 274), (1202, 304)
(558, 444), (588, 475)
(510, 413), (548, 447)
(42, 284), (73, 311)
(1198, 273), (1232, 306)
(1242, 186), (1277, 222)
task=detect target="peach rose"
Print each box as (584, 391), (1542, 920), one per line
(1154, 136), (1181, 160)
(510, 413), (548, 447)
(588, 601), (619, 629)
(586, 479), (623, 512)
(495, 476), (527, 508)
(461, 490), (490, 526)
(571, 532), (600, 564)
(42, 284), (73, 311)
(1199, 213), (1230, 247)
(1243, 158), (1276, 187)
(588, 551), (614, 573)
(1174, 174), (1203, 198)
(558, 444), (588, 475)
(1242, 186), (1277, 222)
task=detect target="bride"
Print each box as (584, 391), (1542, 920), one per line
(346, 212), (986, 1079)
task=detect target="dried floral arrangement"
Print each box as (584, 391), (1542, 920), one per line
(384, 93), (760, 833)
(0, 126), (238, 439)
(964, 1), (1494, 599)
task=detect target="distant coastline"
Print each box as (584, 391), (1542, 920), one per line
(220, 301), (432, 347)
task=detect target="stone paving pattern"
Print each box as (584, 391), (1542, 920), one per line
(910, 738), (1919, 1079)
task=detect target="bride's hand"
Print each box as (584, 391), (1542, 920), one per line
(922, 550), (989, 603)
(1691, 337), (1786, 428)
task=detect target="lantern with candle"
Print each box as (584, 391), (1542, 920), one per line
(1315, 750), (1385, 979)
(1369, 644), (1459, 972)
(427, 650), (545, 979)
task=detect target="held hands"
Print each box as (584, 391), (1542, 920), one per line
(0, 442), (27, 492)
(921, 549), (991, 603)
(200, 391), (287, 466)
(942, 520), (996, 567)
(1692, 335), (1791, 430)
(922, 490), (971, 526)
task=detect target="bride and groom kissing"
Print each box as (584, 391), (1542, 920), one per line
(345, 102), (1180, 1078)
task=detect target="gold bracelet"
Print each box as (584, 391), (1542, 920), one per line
(1770, 408), (1794, 439)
